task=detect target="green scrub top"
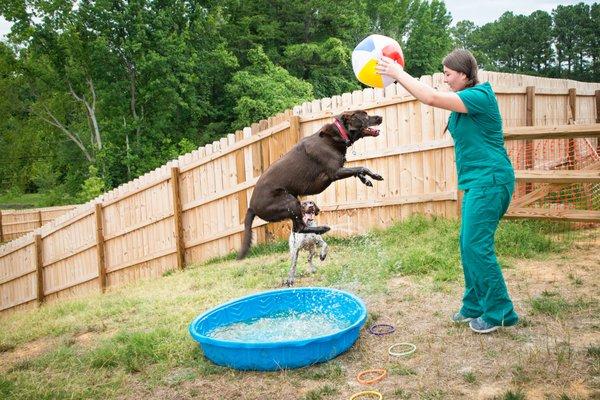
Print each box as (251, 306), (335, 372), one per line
(447, 82), (515, 190)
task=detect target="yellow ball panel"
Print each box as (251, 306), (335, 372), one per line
(356, 58), (384, 88)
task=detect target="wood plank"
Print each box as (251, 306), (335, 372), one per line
(107, 247), (177, 274)
(0, 210), (4, 242)
(179, 121), (291, 174)
(1, 219), (46, 227)
(43, 242), (97, 268)
(43, 274), (98, 296)
(170, 167), (185, 270)
(95, 203), (106, 292)
(185, 218), (270, 249)
(504, 124), (600, 140)
(514, 170), (600, 183)
(0, 266), (36, 286)
(102, 212), (173, 241)
(346, 138), (454, 162)
(525, 86), (535, 193)
(41, 208), (95, 239)
(596, 90), (600, 154)
(181, 177), (259, 213)
(35, 234), (44, 304)
(567, 89), (577, 170)
(235, 149), (247, 225)
(101, 175), (169, 208)
(510, 184), (561, 208)
(596, 90), (600, 123)
(505, 207), (600, 223)
(0, 295), (38, 312)
(298, 88), (599, 124)
(319, 191), (457, 211)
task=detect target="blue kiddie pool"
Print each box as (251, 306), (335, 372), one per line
(189, 287), (367, 371)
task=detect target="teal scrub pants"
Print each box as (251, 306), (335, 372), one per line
(459, 183), (518, 326)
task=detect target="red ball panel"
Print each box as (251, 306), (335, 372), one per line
(382, 44), (405, 67)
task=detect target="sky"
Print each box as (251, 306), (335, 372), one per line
(0, 0), (597, 40)
(444, 0), (596, 26)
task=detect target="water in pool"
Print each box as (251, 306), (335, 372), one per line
(208, 311), (350, 342)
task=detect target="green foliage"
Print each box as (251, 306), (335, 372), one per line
(404, 0), (453, 76)
(529, 291), (597, 317)
(302, 385), (338, 400)
(495, 389), (526, 400)
(1, 1), (598, 202)
(78, 165), (106, 202)
(87, 329), (173, 372)
(226, 46), (314, 129)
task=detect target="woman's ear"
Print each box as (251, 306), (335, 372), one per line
(314, 204), (320, 215)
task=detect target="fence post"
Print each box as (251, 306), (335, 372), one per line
(94, 203), (107, 292)
(525, 86), (535, 194)
(596, 90), (600, 153)
(34, 234), (44, 305)
(596, 90), (600, 123)
(568, 88), (576, 169)
(0, 210), (3, 243)
(170, 167), (185, 270)
(37, 210), (43, 227)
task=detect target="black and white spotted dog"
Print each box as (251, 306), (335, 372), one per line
(285, 201), (328, 286)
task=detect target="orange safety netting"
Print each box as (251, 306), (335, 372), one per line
(507, 137), (600, 225)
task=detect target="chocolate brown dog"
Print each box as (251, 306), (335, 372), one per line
(237, 110), (383, 259)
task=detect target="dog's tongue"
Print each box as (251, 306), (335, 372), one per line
(303, 212), (316, 224)
(364, 127), (380, 137)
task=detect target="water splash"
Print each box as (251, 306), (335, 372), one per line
(208, 310), (351, 342)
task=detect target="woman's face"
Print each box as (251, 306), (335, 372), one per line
(443, 66), (468, 92)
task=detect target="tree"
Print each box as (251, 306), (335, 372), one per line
(404, 0), (453, 76)
(225, 46), (313, 129)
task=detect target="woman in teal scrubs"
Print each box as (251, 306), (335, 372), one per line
(376, 49), (518, 333)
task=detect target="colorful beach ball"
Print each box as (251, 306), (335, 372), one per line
(352, 34), (405, 88)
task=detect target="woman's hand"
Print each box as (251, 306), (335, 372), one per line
(375, 56), (403, 80)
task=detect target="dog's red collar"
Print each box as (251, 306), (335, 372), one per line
(333, 118), (351, 146)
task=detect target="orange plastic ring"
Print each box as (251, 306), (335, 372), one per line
(356, 368), (387, 385)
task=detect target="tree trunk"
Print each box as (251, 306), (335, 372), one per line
(39, 107), (94, 162)
(69, 79), (102, 150)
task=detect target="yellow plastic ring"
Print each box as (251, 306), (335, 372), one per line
(388, 342), (416, 357)
(356, 368), (387, 385)
(349, 390), (383, 400)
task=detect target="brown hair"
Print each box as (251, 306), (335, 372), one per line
(442, 49), (479, 88)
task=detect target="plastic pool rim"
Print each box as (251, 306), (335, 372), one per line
(189, 287), (368, 370)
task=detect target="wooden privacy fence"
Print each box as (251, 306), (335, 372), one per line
(0, 71), (599, 313)
(0, 205), (76, 243)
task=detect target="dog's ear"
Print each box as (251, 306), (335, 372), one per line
(338, 112), (350, 124)
(314, 203), (320, 215)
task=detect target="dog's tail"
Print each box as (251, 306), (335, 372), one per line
(237, 208), (256, 260)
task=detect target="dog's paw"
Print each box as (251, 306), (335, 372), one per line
(364, 179), (373, 187)
(283, 278), (295, 287)
(372, 173), (384, 181)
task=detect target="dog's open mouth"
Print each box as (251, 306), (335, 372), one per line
(303, 211), (316, 225)
(363, 127), (380, 137)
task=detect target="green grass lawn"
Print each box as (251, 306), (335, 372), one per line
(0, 191), (77, 209)
(0, 216), (594, 400)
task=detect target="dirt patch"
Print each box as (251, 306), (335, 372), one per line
(0, 337), (54, 372)
(165, 228), (599, 400)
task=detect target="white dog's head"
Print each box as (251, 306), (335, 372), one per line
(301, 201), (320, 227)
